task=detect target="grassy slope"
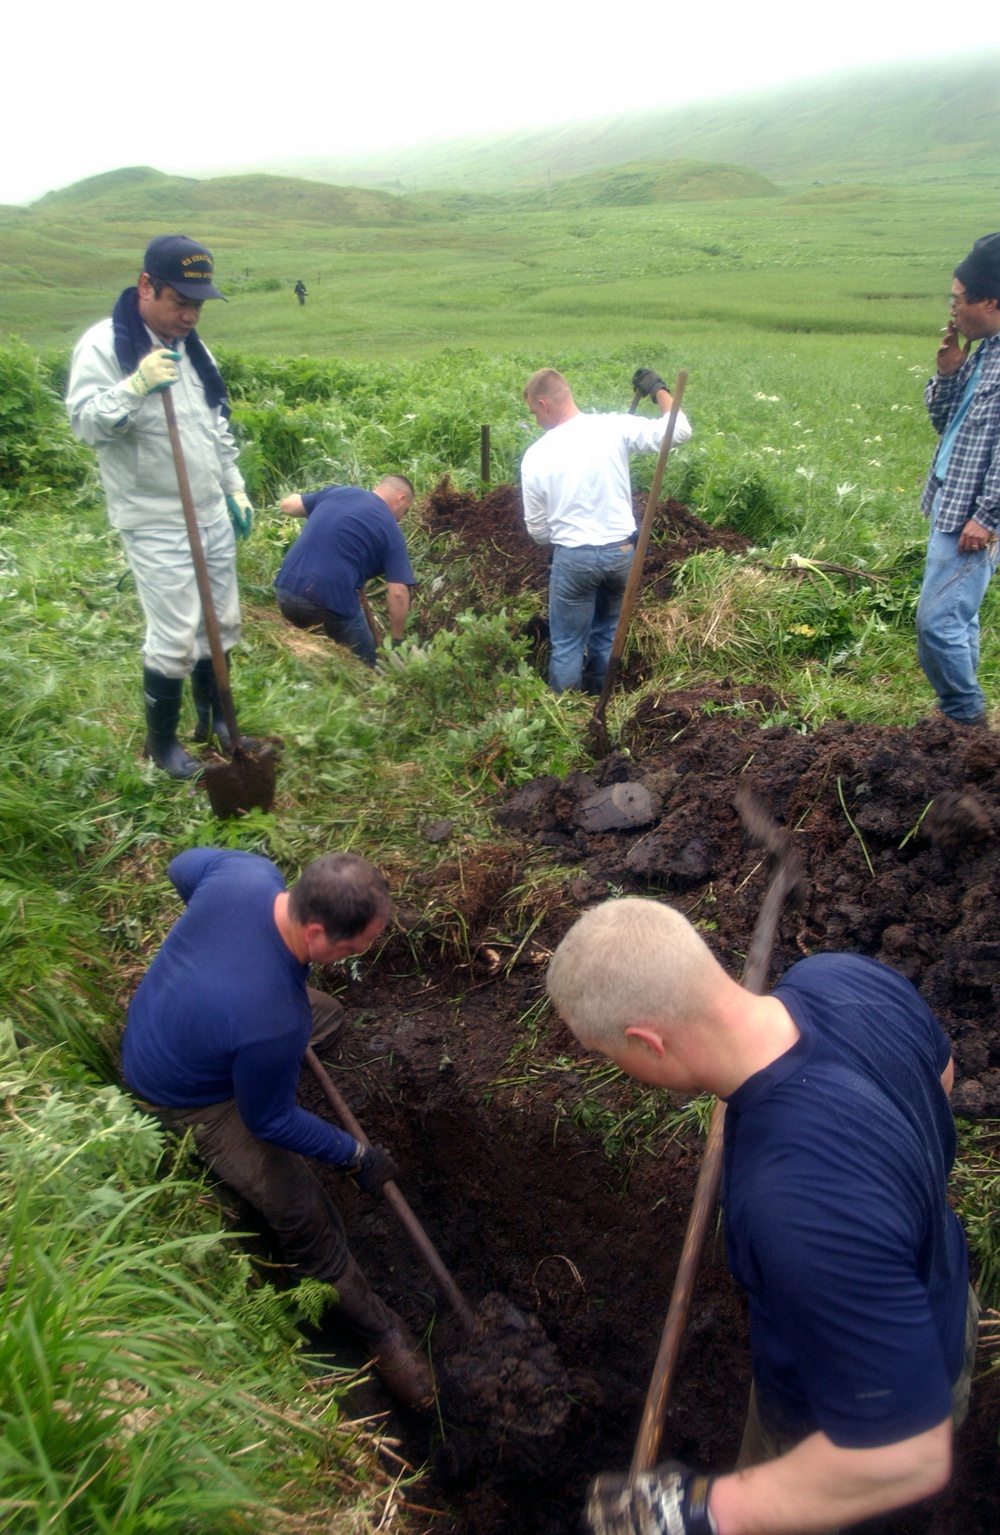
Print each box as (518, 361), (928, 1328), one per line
(3, 178), (999, 357)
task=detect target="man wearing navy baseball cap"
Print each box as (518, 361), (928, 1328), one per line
(917, 232), (1000, 726)
(66, 235), (257, 777)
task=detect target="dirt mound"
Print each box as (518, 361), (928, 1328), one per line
(422, 478), (750, 603)
(495, 697), (1000, 1115)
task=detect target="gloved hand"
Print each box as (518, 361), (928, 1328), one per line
(584, 1464), (717, 1535)
(226, 491), (254, 540)
(126, 348), (180, 398)
(632, 367), (668, 401)
(343, 1142), (399, 1195)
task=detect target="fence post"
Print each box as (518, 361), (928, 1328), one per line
(480, 425), (491, 488)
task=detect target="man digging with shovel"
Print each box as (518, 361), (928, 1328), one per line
(122, 846), (434, 1411)
(67, 235), (257, 779)
(519, 366), (692, 695)
(548, 899), (975, 1535)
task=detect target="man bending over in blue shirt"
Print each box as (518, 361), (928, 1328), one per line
(275, 477), (415, 665)
(122, 846), (433, 1411)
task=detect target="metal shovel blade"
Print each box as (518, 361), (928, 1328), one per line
(202, 743), (277, 817)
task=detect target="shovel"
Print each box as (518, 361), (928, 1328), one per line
(587, 371), (688, 757)
(629, 787), (807, 1476)
(162, 391), (277, 817)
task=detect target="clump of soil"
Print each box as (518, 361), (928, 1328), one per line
(436, 1292), (603, 1484)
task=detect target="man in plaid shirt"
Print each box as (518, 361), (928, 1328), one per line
(917, 233), (1000, 724)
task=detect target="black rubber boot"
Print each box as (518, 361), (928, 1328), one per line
(143, 668), (202, 779)
(190, 655), (260, 753)
(333, 1256), (434, 1412)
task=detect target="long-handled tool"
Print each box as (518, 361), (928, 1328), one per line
(162, 392), (277, 817)
(630, 787), (807, 1476)
(304, 1045), (477, 1336)
(358, 589), (383, 650)
(587, 371), (688, 757)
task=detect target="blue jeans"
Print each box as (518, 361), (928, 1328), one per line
(548, 543), (634, 694)
(275, 586), (377, 667)
(916, 528), (999, 722)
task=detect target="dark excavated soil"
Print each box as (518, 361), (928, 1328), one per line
(289, 692), (1000, 1534)
(423, 477), (750, 604)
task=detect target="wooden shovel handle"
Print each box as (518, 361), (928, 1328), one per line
(162, 390), (242, 752)
(591, 371), (688, 729)
(304, 1046), (477, 1337)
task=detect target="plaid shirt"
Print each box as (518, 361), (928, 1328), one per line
(921, 332), (1000, 533)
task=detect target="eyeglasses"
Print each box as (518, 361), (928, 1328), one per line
(950, 292), (984, 308)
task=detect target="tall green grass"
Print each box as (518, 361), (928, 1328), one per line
(0, 1026), (384, 1534)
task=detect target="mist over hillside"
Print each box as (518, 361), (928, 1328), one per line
(258, 54), (1000, 191)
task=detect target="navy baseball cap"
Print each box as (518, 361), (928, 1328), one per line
(142, 235), (225, 300)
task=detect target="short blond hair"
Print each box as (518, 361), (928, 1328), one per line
(546, 898), (724, 1049)
(523, 368), (572, 406)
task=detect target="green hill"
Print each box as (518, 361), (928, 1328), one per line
(34, 165), (418, 226)
(541, 159), (780, 207)
(273, 53), (1000, 191)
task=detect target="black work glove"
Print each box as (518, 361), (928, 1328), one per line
(632, 367), (668, 401)
(343, 1142), (399, 1195)
(584, 1465), (717, 1535)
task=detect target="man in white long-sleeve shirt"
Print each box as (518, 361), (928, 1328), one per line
(520, 366), (692, 693)
(66, 235), (255, 778)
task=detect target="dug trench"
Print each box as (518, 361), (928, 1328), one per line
(287, 692), (1000, 1535)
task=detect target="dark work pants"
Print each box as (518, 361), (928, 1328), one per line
(141, 988), (352, 1284)
(275, 585), (377, 667)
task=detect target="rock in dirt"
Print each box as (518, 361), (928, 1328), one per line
(575, 782), (661, 833)
(423, 818), (456, 843)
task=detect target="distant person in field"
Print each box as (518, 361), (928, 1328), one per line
(66, 234), (256, 779)
(519, 367), (691, 694)
(274, 477), (416, 665)
(294, 279), (308, 306)
(121, 846), (433, 1412)
(917, 232), (1000, 725)
(548, 898), (975, 1535)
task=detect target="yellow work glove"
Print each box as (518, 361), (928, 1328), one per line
(126, 348), (180, 398)
(226, 491), (254, 540)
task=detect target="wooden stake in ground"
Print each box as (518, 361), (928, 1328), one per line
(587, 371), (688, 757)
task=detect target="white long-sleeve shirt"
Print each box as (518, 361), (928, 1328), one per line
(66, 320), (244, 531)
(520, 408), (692, 547)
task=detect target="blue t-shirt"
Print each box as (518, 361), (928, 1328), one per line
(121, 849), (357, 1165)
(274, 484), (415, 616)
(723, 952), (968, 1449)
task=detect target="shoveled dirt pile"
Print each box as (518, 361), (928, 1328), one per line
(422, 478), (750, 603)
(496, 688), (1000, 1114)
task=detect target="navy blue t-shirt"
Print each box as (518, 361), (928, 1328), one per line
(121, 849), (357, 1165)
(274, 484), (414, 616)
(723, 952), (968, 1449)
